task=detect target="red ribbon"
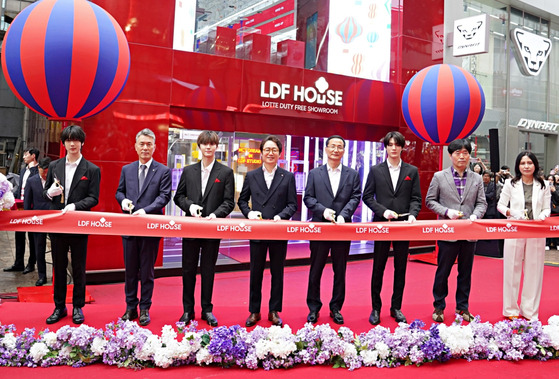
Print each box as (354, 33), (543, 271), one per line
(1, 211), (559, 241)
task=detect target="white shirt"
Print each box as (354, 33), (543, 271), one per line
(65, 155), (83, 204)
(20, 162), (38, 199)
(387, 159), (402, 191)
(262, 165), (277, 189)
(327, 163), (342, 196)
(201, 159), (215, 195)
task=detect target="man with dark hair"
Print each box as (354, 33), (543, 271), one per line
(43, 125), (101, 324)
(24, 157), (51, 286)
(238, 135), (297, 327)
(116, 128), (171, 326)
(426, 139), (487, 323)
(4, 147), (39, 273)
(363, 131), (421, 325)
(304, 135), (362, 325)
(174, 130), (235, 327)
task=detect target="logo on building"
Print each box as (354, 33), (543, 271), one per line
(517, 118), (558, 133)
(453, 14), (489, 57)
(511, 28), (552, 76)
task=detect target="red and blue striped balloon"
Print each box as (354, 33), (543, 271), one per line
(401, 64), (485, 145)
(1, 0), (130, 121)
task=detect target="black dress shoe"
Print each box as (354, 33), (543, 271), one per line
(268, 311), (283, 326)
(4, 265), (24, 272)
(201, 312), (218, 327)
(22, 265), (35, 274)
(390, 309), (407, 323)
(46, 307), (68, 324)
(307, 311), (319, 324)
(245, 312), (261, 327)
(369, 309), (380, 325)
(121, 309), (138, 321)
(35, 277), (47, 286)
(139, 310), (150, 326)
(330, 310), (344, 325)
(72, 307), (84, 324)
(179, 312), (195, 324)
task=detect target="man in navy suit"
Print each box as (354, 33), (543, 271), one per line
(362, 131), (422, 325)
(116, 129), (171, 326)
(238, 135), (298, 327)
(43, 125), (101, 325)
(304, 135), (362, 325)
(4, 147), (39, 273)
(24, 157), (52, 286)
(174, 130), (235, 327)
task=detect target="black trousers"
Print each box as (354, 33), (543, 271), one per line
(14, 231), (36, 268)
(371, 240), (409, 311)
(306, 240), (350, 313)
(123, 236), (161, 310)
(248, 240), (287, 313)
(50, 233), (88, 309)
(181, 238), (221, 314)
(433, 240), (476, 311)
(31, 232), (47, 279)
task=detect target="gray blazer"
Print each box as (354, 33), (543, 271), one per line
(425, 167), (487, 220)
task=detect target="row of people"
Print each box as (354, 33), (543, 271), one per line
(14, 126), (550, 326)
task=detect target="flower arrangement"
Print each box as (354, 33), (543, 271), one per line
(0, 173), (15, 211)
(2, 316), (559, 370)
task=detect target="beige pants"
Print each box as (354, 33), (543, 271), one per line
(503, 238), (545, 320)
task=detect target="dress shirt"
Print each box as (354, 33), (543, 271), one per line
(327, 163), (342, 196)
(387, 159), (402, 191)
(451, 166), (467, 200)
(201, 159), (215, 195)
(262, 165), (277, 189)
(65, 155), (83, 204)
(20, 162), (38, 199)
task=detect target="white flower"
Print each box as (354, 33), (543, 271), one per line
(341, 342), (357, 359)
(374, 341), (390, 359)
(1, 333), (16, 349)
(135, 335), (160, 361)
(153, 347), (173, 368)
(59, 345), (72, 358)
(360, 349), (379, 366)
(160, 325), (177, 345)
(196, 347), (213, 365)
(548, 315), (559, 327)
(30, 342), (50, 362)
(43, 332), (58, 348)
(91, 337), (107, 356)
(438, 324), (474, 355)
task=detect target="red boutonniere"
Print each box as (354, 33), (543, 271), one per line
(80, 176), (88, 180)
(404, 176), (411, 181)
(214, 178), (221, 183)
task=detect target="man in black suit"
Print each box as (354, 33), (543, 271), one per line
(116, 129), (172, 326)
(174, 130), (234, 327)
(238, 135), (298, 327)
(304, 135), (362, 325)
(23, 157), (52, 286)
(362, 131), (422, 325)
(43, 125), (101, 325)
(4, 147), (39, 273)
(482, 171), (497, 219)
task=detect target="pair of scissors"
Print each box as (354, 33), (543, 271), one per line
(53, 173), (64, 204)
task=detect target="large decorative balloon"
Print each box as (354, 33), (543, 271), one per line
(335, 17), (362, 44)
(401, 64), (485, 145)
(1, 0), (130, 121)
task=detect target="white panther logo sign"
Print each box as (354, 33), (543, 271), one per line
(511, 28), (552, 76)
(456, 21), (483, 40)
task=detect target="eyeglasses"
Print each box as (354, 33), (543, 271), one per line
(262, 148), (279, 154)
(327, 145), (345, 151)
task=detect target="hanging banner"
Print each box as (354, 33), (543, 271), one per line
(1, 211), (558, 241)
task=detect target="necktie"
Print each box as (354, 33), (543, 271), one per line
(139, 164), (146, 191)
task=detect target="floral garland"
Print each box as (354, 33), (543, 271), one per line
(2, 315), (559, 370)
(0, 173), (15, 211)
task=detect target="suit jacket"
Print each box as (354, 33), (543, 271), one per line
(483, 181), (497, 218)
(43, 157), (100, 211)
(303, 164), (362, 222)
(115, 160), (171, 216)
(23, 174), (50, 210)
(17, 165), (38, 199)
(362, 161), (421, 221)
(173, 161), (235, 218)
(497, 178), (551, 219)
(425, 167), (487, 219)
(237, 166), (297, 220)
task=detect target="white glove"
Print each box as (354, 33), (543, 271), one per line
(509, 209), (526, 220)
(121, 199), (134, 212)
(132, 209), (146, 216)
(407, 215), (416, 223)
(469, 214), (477, 221)
(206, 213), (217, 220)
(323, 208), (336, 221)
(538, 213), (547, 221)
(47, 182), (63, 197)
(336, 215), (345, 224)
(189, 204), (203, 217)
(248, 211), (262, 220)
(273, 215), (281, 222)
(62, 203), (75, 214)
(447, 209), (461, 220)
(383, 210), (398, 220)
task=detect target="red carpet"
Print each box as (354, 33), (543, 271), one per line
(17, 285), (94, 303)
(1, 256), (559, 376)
